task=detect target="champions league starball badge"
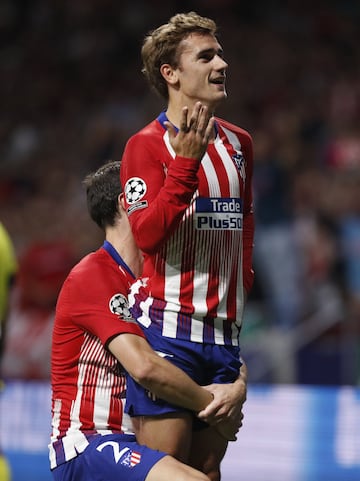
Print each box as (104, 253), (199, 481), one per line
(124, 177), (147, 204)
(109, 293), (132, 319)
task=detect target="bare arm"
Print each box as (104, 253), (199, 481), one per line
(108, 332), (213, 412)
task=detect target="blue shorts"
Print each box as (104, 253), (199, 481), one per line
(125, 328), (241, 419)
(51, 434), (166, 481)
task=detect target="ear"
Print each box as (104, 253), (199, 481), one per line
(118, 193), (125, 210)
(160, 63), (178, 86)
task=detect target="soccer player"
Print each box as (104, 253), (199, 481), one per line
(0, 223), (17, 366)
(120, 11), (254, 481)
(0, 222), (18, 481)
(49, 159), (244, 481)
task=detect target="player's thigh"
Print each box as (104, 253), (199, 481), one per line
(133, 411), (193, 462)
(188, 426), (228, 481)
(146, 455), (210, 481)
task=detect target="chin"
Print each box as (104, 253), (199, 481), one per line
(215, 88), (227, 99)
(212, 91), (227, 108)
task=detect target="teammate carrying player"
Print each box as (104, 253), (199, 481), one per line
(49, 157), (245, 481)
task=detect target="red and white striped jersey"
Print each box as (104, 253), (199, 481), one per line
(121, 113), (254, 346)
(49, 242), (144, 469)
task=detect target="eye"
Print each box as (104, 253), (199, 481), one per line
(200, 53), (213, 62)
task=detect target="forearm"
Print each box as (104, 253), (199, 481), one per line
(130, 164), (197, 254)
(132, 349), (212, 411)
(109, 333), (212, 412)
(121, 149), (199, 255)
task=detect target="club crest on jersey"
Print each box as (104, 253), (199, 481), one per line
(125, 177), (147, 204)
(109, 293), (132, 320)
(194, 197), (243, 231)
(232, 151), (246, 181)
(120, 449), (142, 468)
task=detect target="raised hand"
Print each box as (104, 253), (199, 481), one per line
(164, 101), (215, 162)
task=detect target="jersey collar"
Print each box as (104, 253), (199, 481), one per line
(157, 111), (218, 136)
(102, 240), (136, 279)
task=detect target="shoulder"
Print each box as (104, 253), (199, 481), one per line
(61, 249), (126, 297)
(58, 252), (95, 300)
(125, 118), (164, 150)
(216, 117), (253, 144)
(66, 250), (102, 283)
(121, 118), (169, 175)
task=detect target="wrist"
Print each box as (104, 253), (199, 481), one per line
(196, 387), (213, 412)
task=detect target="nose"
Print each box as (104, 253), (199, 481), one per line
(215, 55), (228, 71)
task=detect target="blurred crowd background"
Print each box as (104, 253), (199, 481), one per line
(0, 0), (359, 385)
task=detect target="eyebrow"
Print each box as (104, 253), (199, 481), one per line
(196, 47), (224, 59)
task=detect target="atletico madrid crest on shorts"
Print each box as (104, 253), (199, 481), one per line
(130, 450), (141, 467)
(121, 449), (142, 467)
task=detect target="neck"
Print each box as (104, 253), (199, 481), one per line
(105, 226), (143, 278)
(166, 97), (216, 129)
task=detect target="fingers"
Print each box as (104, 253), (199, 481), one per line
(197, 404), (221, 423)
(204, 116), (215, 142)
(179, 106), (190, 133)
(179, 102), (212, 137)
(169, 102), (214, 160)
(195, 104), (210, 135)
(188, 102), (203, 132)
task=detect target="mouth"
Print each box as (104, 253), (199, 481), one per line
(209, 76), (226, 85)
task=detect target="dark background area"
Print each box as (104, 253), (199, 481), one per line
(0, 0), (359, 385)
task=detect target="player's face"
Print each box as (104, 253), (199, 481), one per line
(175, 33), (228, 110)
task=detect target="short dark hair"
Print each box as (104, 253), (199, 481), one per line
(83, 160), (122, 230)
